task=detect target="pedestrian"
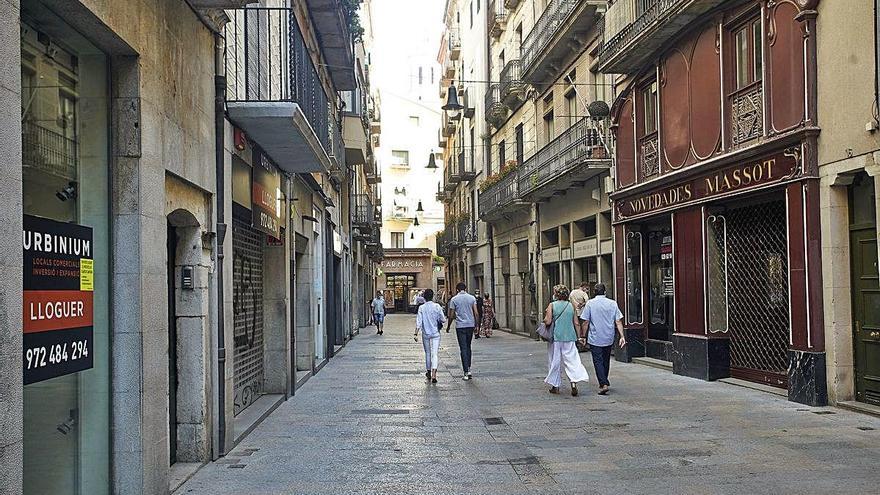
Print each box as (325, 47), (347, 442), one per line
(371, 291), (386, 335)
(414, 289), (446, 384)
(570, 282), (591, 352)
(415, 290), (426, 312)
(479, 292), (494, 338)
(543, 284), (590, 396)
(446, 282), (479, 380)
(579, 283), (626, 395)
(474, 291), (484, 338)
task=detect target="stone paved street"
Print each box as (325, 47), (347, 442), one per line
(176, 315), (880, 495)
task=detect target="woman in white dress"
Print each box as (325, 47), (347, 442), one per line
(543, 284), (590, 396)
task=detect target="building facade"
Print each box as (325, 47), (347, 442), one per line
(601, 0), (825, 405)
(1, 0), (381, 493)
(438, 0), (615, 333)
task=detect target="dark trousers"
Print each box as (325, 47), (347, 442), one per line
(455, 327), (474, 373)
(590, 345), (613, 387)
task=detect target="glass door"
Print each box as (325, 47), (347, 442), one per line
(647, 226), (674, 342)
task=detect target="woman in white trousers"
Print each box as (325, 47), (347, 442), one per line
(543, 284), (590, 396)
(414, 289), (446, 383)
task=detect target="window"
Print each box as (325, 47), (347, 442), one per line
(543, 110), (555, 143)
(515, 124), (524, 165)
(565, 90), (577, 127)
(498, 140), (506, 169)
(418, 66), (423, 85)
(391, 150), (410, 168)
(642, 82), (658, 135)
(431, 67), (434, 84)
(516, 24), (523, 46)
(391, 232), (405, 248)
(409, 116), (420, 127)
(734, 18), (762, 89)
(477, 0), (480, 12)
(470, 2), (473, 28)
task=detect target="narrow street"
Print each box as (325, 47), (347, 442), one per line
(177, 315), (880, 495)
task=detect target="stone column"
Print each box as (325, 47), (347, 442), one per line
(262, 237), (291, 396)
(0, 1), (23, 492)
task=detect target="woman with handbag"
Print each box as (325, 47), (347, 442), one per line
(542, 284), (590, 396)
(414, 289), (446, 384)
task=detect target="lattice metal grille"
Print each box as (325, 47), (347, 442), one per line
(233, 215), (265, 416)
(726, 200), (789, 375)
(731, 84), (763, 148)
(640, 134), (659, 178)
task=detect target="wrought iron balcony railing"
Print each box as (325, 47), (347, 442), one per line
(458, 149), (478, 182)
(517, 116), (611, 199)
(22, 121), (77, 180)
(500, 59), (526, 109)
(225, 7), (331, 153)
(442, 112), (456, 137)
(448, 28), (461, 61)
(436, 228), (453, 258)
(456, 217), (478, 245)
(520, 0), (582, 77)
(354, 193), (376, 229)
(489, 1), (508, 38)
(485, 83), (506, 128)
(446, 156), (462, 189)
(478, 169), (519, 220)
(596, 0), (724, 73)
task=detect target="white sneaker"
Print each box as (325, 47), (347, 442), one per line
(466, 372), (473, 380)
(462, 375), (471, 381)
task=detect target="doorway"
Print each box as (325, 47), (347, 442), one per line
(387, 274), (416, 312)
(849, 173), (879, 405)
(167, 222), (178, 465)
(647, 225), (673, 342)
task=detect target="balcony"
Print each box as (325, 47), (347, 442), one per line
(521, 0), (603, 84)
(597, 0), (726, 74)
(442, 112), (456, 137)
(436, 228), (452, 258)
(456, 217), (478, 246)
(500, 59), (526, 109)
(224, 7), (334, 174)
(436, 182), (451, 202)
(457, 149), (478, 182)
(445, 157), (462, 190)
(438, 128), (447, 148)
(485, 84), (507, 128)
(353, 194), (377, 238)
(517, 116), (611, 202)
(489, 2), (508, 38)
(304, 0), (356, 89)
(478, 168), (522, 221)
(443, 56), (456, 79)
(448, 28), (461, 61)
(22, 121), (77, 180)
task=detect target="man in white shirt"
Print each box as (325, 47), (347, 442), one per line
(371, 291), (386, 335)
(579, 283), (626, 395)
(413, 289), (446, 383)
(446, 282), (479, 380)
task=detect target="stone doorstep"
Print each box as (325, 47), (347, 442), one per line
(632, 357), (673, 372)
(837, 400), (880, 419)
(169, 462), (204, 494)
(294, 370), (313, 391)
(233, 394), (286, 446)
(718, 377), (787, 397)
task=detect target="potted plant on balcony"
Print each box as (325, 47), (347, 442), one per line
(478, 159), (519, 192)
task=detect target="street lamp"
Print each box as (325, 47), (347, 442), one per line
(416, 200), (424, 213)
(441, 83), (463, 119)
(413, 216), (420, 226)
(426, 152), (437, 169)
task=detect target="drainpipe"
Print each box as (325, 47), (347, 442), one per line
(213, 32), (228, 457)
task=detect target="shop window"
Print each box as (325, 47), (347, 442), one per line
(625, 232), (643, 324)
(707, 214), (729, 333)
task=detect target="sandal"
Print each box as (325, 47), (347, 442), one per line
(549, 386), (559, 394)
(571, 384), (579, 397)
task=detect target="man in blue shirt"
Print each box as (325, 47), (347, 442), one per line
(371, 291), (386, 335)
(579, 283), (626, 395)
(446, 282), (479, 380)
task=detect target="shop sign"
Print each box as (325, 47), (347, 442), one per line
(572, 238), (598, 259)
(382, 259), (426, 270)
(252, 151), (282, 239)
(615, 152), (798, 221)
(542, 247), (560, 264)
(22, 215), (94, 385)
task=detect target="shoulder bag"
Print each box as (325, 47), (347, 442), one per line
(536, 302), (569, 342)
